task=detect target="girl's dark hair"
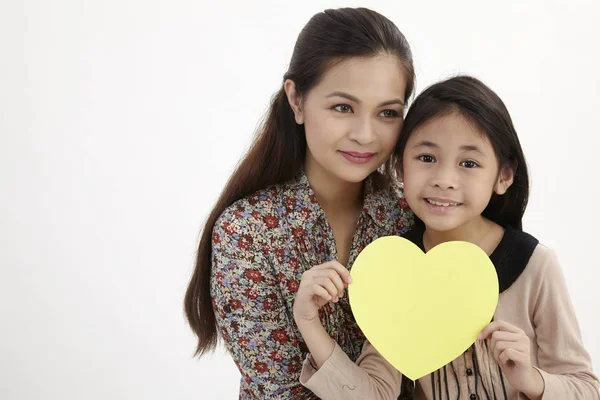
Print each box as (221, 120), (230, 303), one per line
(396, 75), (529, 230)
(185, 7), (415, 356)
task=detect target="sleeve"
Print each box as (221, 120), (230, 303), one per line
(300, 340), (402, 400)
(529, 248), (600, 400)
(210, 211), (318, 399)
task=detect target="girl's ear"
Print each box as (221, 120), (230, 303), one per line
(284, 79), (304, 125)
(495, 165), (515, 195)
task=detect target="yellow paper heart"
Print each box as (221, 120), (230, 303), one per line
(349, 236), (499, 381)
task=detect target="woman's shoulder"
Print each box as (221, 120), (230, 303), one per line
(214, 184), (285, 238)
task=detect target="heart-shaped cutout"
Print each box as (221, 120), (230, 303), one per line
(349, 236), (499, 380)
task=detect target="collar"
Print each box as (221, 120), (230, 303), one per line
(283, 170), (395, 233)
(403, 224), (538, 293)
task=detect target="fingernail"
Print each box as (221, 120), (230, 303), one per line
(347, 276), (352, 283)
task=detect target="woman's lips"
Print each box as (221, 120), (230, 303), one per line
(339, 151), (375, 164)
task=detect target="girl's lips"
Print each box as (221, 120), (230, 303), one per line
(423, 198), (462, 213)
(339, 151), (375, 164)
(425, 197), (461, 206)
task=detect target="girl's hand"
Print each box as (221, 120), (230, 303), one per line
(478, 320), (544, 399)
(292, 261), (352, 327)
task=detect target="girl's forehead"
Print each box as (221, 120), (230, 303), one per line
(408, 113), (492, 149)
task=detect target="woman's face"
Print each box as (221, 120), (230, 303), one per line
(287, 55), (408, 184)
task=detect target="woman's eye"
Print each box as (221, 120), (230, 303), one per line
(460, 160), (478, 168)
(379, 109), (399, 118)
(333, 104), (353, 113)
(417, 155), (436, 163)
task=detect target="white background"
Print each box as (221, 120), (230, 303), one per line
(1, 1), (599, 399)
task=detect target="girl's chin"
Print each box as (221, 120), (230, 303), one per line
(417, 217), (463, 233)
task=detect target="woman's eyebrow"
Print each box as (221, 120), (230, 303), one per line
(326, 91), (404, 107)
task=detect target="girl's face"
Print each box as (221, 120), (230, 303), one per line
(400, 112), (514, 233)
(286, 55), (408, 184)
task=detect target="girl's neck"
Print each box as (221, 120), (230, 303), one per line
(423, 217), (504, 255)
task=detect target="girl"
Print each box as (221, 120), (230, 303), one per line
(294, 76), (600, 399)
(184, 7), (416, 399)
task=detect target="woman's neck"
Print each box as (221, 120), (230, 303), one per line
(304, 161), (364, 215)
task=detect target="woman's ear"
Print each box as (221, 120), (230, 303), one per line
(494, 166), (515, 195)
(394, 155), (403, 180)
(395, 161), (404, 187)
(284, 79), (304, 125)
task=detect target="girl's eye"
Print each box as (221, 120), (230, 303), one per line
(417, 155), (436, 163)
(379, 109), (399, 118)
(333, 104), (353, 113)
(460, 160), (479, 168)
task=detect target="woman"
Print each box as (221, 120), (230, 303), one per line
(185, 7), (415, 398)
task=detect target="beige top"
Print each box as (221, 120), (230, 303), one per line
(300, 239), (600, 399)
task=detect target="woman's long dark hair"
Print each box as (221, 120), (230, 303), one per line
(185, 7), (415, 356)
(396, 76), (529, 230)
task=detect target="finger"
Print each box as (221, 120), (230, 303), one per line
(493, 341), (528, 363)
(300, 269), (319, 284)
(300, 269), (340, 299)
(492, 340), (507, 363)
(478, 320), (523, 340)
(313, 265), (349, 296)
(322, 269), (346, 297)
(490, 331), (524, 344)
(315, 277), (341, 301)
(320, 261), (352, 284)
(498, 348), (527, 367)
(329, 261), (352, 284)
(313, 269), (345, 295)
(488, 331), (528, 358)
(311, 284), (334, 302)
(301, 266), (344, 294)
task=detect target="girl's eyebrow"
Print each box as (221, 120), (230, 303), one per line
(412, 140), (438, 149)
(326, 91), (405, 107)
(460, 144), (486, 156)
(412, 140), (486, 156)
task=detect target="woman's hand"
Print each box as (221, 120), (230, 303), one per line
(478, 320), (544, 400)
(292, 261), (352, 327)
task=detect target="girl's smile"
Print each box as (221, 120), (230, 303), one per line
(423, 197), (463, 215)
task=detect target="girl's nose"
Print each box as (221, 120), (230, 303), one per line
(431, 167), (458, 190)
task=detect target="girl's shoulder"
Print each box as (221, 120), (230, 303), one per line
(470, 227), (561, 293)
(524, 240), (563, 280)
(507, 229), (558, 270)
(502, 229), (565, 292)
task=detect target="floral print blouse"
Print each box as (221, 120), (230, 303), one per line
(210, 170), (413, 399)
